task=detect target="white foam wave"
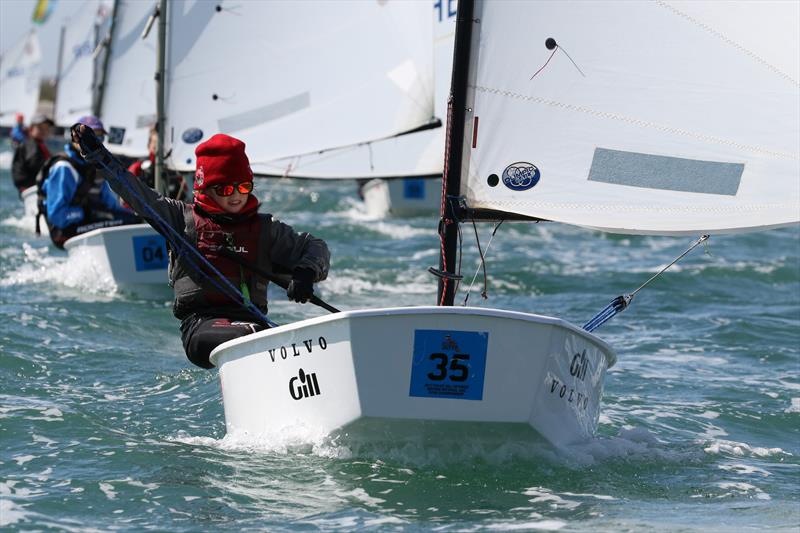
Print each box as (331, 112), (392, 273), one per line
(785, 398), (800, 413)
(715, 481), (771, 500)
(323, 270), (434, 297)
(1, 212), (38, 233)
(0, 498), (34, 527)
(13, 455), (36, 466)
(99, 483), (117, 500)
(338, 197), (384, 222)
(718, 463), (771, 477)
(522, 487), (581, 510)
(484, 519), (567, 531)
(168, 424), (336, 456)
(0, 242), (119, 296)
(703, 439), (790, 458)
(335, 487), (385, 507)
(559, 427), (699, 466)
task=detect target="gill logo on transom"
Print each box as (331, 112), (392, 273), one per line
(289, 369), (321, 400)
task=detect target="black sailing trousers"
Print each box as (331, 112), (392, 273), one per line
(180, 315), (267, 369)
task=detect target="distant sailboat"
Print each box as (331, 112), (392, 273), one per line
(58, 0), (169, 293)
(0, 30), (42, 129)
(208, 0), (799, 447)
(98, 0), (157, 158)
(53, 0), (112, 128)
(160, 0), (440, 215)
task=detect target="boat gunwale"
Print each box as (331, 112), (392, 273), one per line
(63, 223), (158, 250)
(209, 305), (617, 368)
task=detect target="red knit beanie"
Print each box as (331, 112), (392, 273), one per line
(193, 133), (253, 190)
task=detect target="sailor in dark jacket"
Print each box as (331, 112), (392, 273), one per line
(72, 125), (330, 369)
(11, 113), (53, 194)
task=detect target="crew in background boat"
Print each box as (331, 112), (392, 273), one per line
(11, 113), (53, 195)
(128, 126), (188, 200)
(10, 113), (27, 147)
(39, 115), (140, 248)
(73, 126), (330, 369)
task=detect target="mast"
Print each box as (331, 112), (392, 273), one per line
(154, 0), (168, 195)
(93, 0), (119, 117)
(437, 0), (475, 306)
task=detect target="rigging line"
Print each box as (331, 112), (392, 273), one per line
(629, 234), (709, 299)
(462, 220), (483, 305)
(530, 47), (557, 80)
(462, 220), (503, 305)
(456, 207), (463, 296)
(82, 140), (277, 328)
(557, 45), (586, 78)
(582, 234), (710, 332)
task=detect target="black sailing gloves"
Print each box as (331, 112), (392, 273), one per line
(287, 267), (315, 304)
(70, 124), (113, 167)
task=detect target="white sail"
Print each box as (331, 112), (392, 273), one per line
(458, 0), (800, 235)
(263, 4), (457, 180)
(0, 30), (42, 127)
(54, 0), (112, 127)
(164, 0), (434, 173)
(100, 0), (157, 157)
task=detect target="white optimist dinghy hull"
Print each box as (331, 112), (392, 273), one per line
(63, 223), (169, 292)
(210, 306), (616, 448)
(21, 186), (38, 218)
(360, 177), (442, 218)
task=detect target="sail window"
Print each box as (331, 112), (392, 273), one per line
(587, 148), (744, 196)
(217, 92), (311, 133)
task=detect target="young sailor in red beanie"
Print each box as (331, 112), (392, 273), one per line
(72, 127), (330, 369)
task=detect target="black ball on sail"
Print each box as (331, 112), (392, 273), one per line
(545, 38), (558, 50)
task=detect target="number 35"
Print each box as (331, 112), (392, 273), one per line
(427, 353), (470, 382)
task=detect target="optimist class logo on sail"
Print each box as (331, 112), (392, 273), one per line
(502, 162), (540, 191)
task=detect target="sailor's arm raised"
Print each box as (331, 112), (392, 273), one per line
(71, 124), (185, 234)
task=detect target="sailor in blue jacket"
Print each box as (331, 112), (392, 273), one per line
(10, 113), (27, 147)
(42, 115), (139, 248)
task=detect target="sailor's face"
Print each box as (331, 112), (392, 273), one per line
(207, 186), (249, 214)
(31, 122), (51, 139)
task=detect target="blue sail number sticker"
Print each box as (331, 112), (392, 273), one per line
(409, 329), (489, 400)
(132, 235), (168, 271)
(403, 178), (426, 199)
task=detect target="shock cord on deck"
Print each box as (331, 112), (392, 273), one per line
(583, 234), (710, 333)
(462, 220), (503, 305)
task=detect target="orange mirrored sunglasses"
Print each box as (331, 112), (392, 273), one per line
(211, 181), (254, 197)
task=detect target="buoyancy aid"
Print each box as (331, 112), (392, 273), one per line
(170, 203), (273, 321)
(36, 153), (103, 238)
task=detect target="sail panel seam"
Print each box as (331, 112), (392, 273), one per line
(472, 85), (799, 161)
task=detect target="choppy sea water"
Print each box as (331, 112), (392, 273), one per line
(1, 151), (798, 532)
